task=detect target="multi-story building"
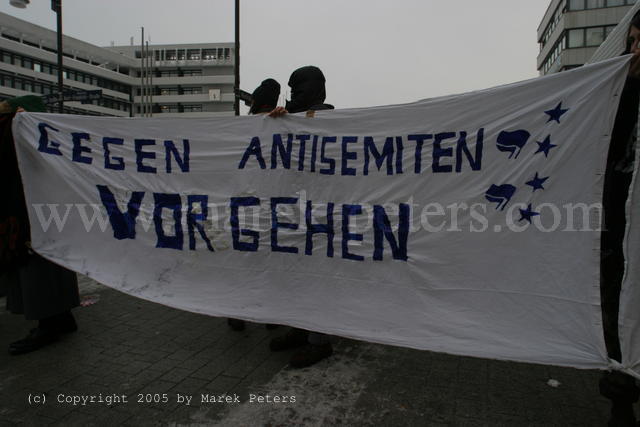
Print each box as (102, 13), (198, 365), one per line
(0, 11), (235, 117)
(537, 0), (637, 75)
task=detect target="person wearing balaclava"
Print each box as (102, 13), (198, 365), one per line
(249, 78), (281, 115)
(227, 79), (282, 332)
(269, 65), (334, 118)
(267, 66), (334, 369)
(284, 66), (333, 113)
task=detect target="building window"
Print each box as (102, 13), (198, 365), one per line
(182, 87), (202, 94)
(2, 75), (12, 88)
(540, 33), (568, 74)
(0, 49), (133, 97)
(568, 0), (585, 10)
(566, 25), (615, 49)
(568, 29), (585, 48)
(166, 50), (177, 60)
(160, 87), (179, 95)
(2, 51), (12, 64)
(1, 34), (19, 42)
(586, 0), (606, 8)
(569, 0), (635, 8)
(182, 104), (202, 112)
(177, 50), (186, 60)
(203, 49), (217, 60)
(159, 70), (180, 77)
(160, 104), (180, 113)
(187, 49), (200, 60)
(585, 27), (605, 46)
(540, 1), (565, 50)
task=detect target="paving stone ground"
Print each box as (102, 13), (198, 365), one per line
(0, 275), (636, 426)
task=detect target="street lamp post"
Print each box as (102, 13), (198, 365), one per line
(10, 0), (64, 113)
(52, 0), (63, 113)
(234, 0), (240, 116)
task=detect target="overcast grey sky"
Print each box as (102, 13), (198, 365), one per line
(0, 0), (550, 110)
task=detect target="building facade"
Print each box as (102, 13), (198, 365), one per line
(537, 0), (637, 75)
(0, 12), (235, 117)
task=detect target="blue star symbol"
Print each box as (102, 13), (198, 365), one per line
(519, 204), (540, 224)
(525, 172), (549, 192)
(545, 102), (569, 123)
(535, 136), (557, 158)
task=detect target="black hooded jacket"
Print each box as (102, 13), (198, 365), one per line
(250, 78), (281, 115)
(285, 66), (334, 113)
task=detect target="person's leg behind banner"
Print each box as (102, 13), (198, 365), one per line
(6, 254), (79, 355)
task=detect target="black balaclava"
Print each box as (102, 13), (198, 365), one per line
(250, 78), (281, 114)
(285, 66), (326, 113)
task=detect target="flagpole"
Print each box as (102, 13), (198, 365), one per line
(53, 0), (63, 113)
(145, 41), (150, 117)
(234, 0), (240, 116)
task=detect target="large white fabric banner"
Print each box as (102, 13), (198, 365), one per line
(12, 56), (635, 373)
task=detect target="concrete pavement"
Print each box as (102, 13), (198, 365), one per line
(0, 275), (631, 426)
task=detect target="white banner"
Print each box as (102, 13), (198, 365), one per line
(12, 56), (635, 373)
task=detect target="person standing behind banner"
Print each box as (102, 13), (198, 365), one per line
(599, 10), (640, 427)
(227, 78), (282, 332)
(249, 78), (281, 115)
(267, 66), (335, 369)
(0, 96), (80, 356)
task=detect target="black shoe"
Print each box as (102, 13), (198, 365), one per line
(269, 328), (308, 352)
(55, 311), (77, 334)
(265, 324), (279, 330)
(600, 371), (639, 427)
(227, 318), (246, 331)
(39, 311), (77, 335)
(289, 343), (333, 368)
(607, 403), (637, 427)
(8, 328), (59, 356)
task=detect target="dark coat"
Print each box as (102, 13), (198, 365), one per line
(0, 112), (79, 320)
(4, 254), (79, 320)
(600, 75), (640, 361)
